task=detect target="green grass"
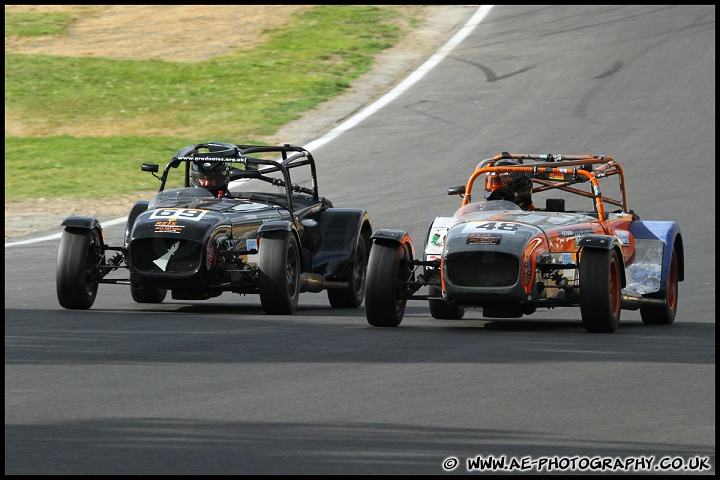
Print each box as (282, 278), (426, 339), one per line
(5, 136), (198, 198)
(5, 6), (416, 202)
(4, 11), (77, 37)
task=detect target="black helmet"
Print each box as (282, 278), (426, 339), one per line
(190, 160), (230, 196)
(484, 159), (533, 209)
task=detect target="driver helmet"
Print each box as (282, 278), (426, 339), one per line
(190, 160), (230, 197)
(484, 159), (534, 209)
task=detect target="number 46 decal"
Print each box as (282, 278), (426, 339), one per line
(149, 208), (208, 221)
(461, 221), (519, 234)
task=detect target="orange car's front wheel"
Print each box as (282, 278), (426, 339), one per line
(579, 247), (622, 333)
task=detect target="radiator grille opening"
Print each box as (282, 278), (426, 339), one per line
(446, 251), (519, 287)
(131, 238), (202, 273)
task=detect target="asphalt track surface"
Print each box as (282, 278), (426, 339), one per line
(5, 5), (715, 475)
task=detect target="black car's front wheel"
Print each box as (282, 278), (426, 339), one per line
(56, 228), (102, 309)
(365, 242), (409, 327)
(258, 234), (301, 314)
(328, 235), (368, 308)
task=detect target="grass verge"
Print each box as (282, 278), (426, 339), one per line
(5, 6), (419, 201)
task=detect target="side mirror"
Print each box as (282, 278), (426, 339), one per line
(447, 185), (466, 196)
(142, 163), (159, 173)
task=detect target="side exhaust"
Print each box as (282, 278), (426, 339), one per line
(299, 273), (348, 293)
(621, 294), (666, 311)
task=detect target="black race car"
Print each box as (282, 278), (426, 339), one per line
(56, 142), (373, 314)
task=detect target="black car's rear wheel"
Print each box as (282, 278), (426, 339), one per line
(640, 245), (679, 325)
(258, 234), (300, 314)
(131, 287), (167, 303)
(428, 285), (466, 320)
(327, 235), (367, 308)
(56, 228), (102, 309)
(365, 242), (409, 327)
(579, 248), (622, 333)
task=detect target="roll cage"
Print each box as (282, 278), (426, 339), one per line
(141, 142), (320, 212)
(448, 152), (629, 221)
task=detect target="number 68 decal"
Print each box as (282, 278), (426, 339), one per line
(462, 221), (519, 234)
(149, 208), (208, 221)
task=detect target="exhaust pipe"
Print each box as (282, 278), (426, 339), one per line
(621, 294), (666, 311)
(299, 273), (349, 293)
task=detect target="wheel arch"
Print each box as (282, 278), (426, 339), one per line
(60, 216), (105, 245)
(258, 220), (303, 268)
(312, 208), (373, 278)
(578, 234), (627, 288)
(370, 229), (415, 261)
(628, 220), (685, 286)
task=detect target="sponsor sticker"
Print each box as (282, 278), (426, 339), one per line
(559, 228), (593, 241)
(615, 230), (631, 246)
(426, 227), (448, 256)
(246, 238), (258, 263)
(154, 221), (185, 233)
(467, 233), (502, 245)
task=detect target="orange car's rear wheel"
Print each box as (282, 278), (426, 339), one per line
(640, 246), (678, 325)
(428, 285), (466, 320)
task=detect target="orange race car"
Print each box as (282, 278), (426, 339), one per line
(364, 152), (684, 333)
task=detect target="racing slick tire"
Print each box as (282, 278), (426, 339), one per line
(258, 233), (301, 314)
(327, 235), (367, 308)
(579, 248), (622, 333)
(56, 228), (102, 310)
(365, 242), (409, 327)
(131, 286), (167, 304)
(428, 285), (466, 320)
(640, 245), (678, 325)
